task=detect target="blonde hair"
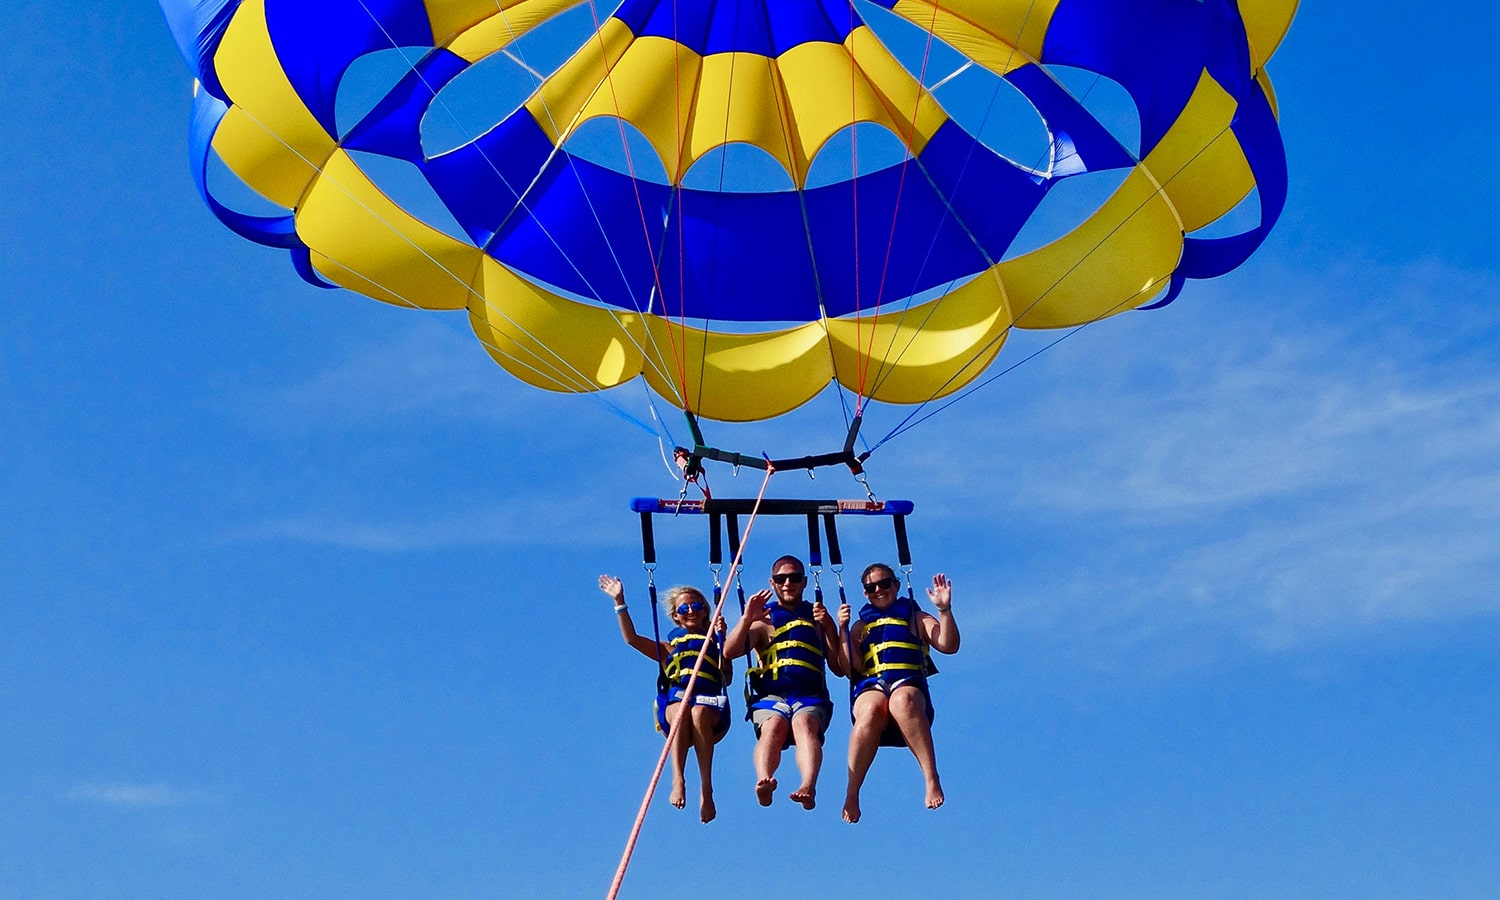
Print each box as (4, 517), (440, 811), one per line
(663, 585), (708, 625)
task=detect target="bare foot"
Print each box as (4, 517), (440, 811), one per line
(925, 780), (945, 810)
(842, 792), (861, 823)
(669, 780), (686, 810)
(789, 785), (816, 810)
(755, 776), (777, 807)
(700, 791), (716, 824)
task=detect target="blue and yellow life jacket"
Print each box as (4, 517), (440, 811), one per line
(662, 626), (727, 696)
(855, 595), (936, 686)
(749, 600), (829, 699)
(852, 595), (937, 743)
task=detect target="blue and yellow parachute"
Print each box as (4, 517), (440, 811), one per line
(160, 0), (1296, 423)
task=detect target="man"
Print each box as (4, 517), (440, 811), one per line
(723, 555), (848, 809)
(837, 564), (960, 823)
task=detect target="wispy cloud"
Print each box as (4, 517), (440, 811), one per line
(66, 782), (203, 808)
(232, 493), (626, 552)
(890, 256), (1500, 657)
(219, 255), (1500, 660)
(235, 320), (545, 429)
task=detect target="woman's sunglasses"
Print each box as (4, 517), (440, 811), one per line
(862, 576), (899, 594)
(676, 601), (707, 615)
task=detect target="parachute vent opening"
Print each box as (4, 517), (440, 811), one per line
(562, 118), (671, 186)
(204, 151), (287, 217)
(804, 123), (911, 190)
(1041, 66), (1142, 159)
(420, 5), (598, 158)
(1004, 167), (1131, 260)
(344, 150), (474, 246)
(681, 144), (796, 194)
(337, 46), (431, 141)
(933, 64), (1050, 170)
(855, 0), (968, 90)
(856, 0), (1051, 168)
(1189, 185), (1263, 239)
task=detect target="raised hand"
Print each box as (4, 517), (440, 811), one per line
(926, 573), (952, 611)
(598, 574), (625, 604)
(745, 588), (773, 620)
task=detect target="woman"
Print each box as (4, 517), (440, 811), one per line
(598, 574), (731, 824)
(837, 564), (960, 823)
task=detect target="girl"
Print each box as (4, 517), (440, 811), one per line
(598, 575), (731, 823)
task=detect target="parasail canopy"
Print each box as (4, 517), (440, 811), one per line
(160, 0), (1297, 423)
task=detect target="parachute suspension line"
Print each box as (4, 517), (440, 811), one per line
(213, 98), (677, 444)
(768, 22), (856, 438)
(575, 0), (692, 413)
(858, 46), (1107, 429)
(865, 68), (1103, 404)
(859, 4), (1159, 437)
(337, 0), (688, 439)
(671, 0), (696, 415)
(483, 0), (690, 400)
(608, 465), (777, 900)
(860, 0), (951, 407)
(644, 384), (688, 482)
(690, 0), (750, 419)
(867, 117), (1243, 454)
(845, 0), (872, 411)
(348, 0), (646, 324)
(861, 0), (1046, 402)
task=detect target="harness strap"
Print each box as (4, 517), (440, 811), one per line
(751, 655), (825, 674)
(771, 619), (818, 639)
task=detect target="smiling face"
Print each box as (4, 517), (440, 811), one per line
(666, 587), (709, 629)
(770, 557), (807, 607)
(860, 564), (900, 610)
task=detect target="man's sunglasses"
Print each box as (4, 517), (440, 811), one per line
(676, 601), (707, 615)
(771, 572), (806, 585)
(862, 576), (899, 594)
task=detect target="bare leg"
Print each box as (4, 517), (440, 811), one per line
(754, 716), (788, 806)
(843, 690), (890, 823)
(690, 705), (719, 823)
(664, 702), (689, 810)
(788, 712), (823, 810)
(889, 685), (943, 810)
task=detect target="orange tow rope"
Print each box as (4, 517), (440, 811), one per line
(606, 464), (777, 898)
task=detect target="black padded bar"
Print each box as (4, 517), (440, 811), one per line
(639, 512), (657, 565)
(822, 513), (843, 567)
(709, 512), (723, 565)
(806, 514), (822, 568)
(726, 514), (742, 561)
(893, 514), (912, 567)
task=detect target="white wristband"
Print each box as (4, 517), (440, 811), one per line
(613, 604), (628, 614)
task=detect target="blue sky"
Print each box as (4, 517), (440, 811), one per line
(4, 2), (1500, 898)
